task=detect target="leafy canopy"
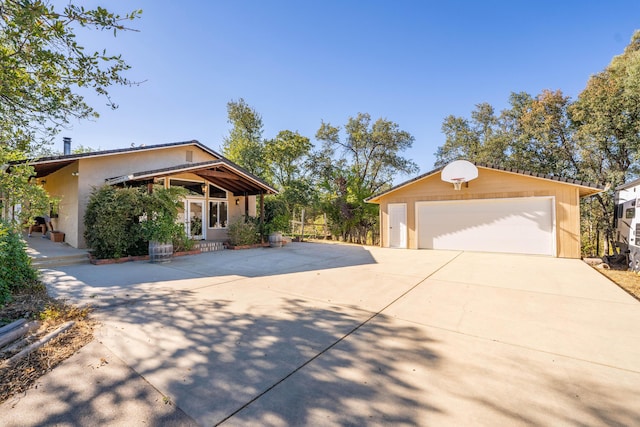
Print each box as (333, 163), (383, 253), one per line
(313, 113), (418, 243)
(433, 30), (640, 254)
(0, 1), (140, 226)
(221, 98), (268, 178)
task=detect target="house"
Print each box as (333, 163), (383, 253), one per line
(14, 140), (277, 248)
(366, 162), (604, 258)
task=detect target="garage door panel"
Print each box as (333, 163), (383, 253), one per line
(417, 197), (555, 256)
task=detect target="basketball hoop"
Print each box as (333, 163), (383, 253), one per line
(441, 160), (479, 190)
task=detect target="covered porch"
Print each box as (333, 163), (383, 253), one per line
(32, 158), (277, 245)
(104, 159), (277, 242)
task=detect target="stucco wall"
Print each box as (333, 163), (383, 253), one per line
(374, 168), (582, 258)
(42, 161), (80, 247)
(166, 172), (257, 241)
(74, 146), (220, 248)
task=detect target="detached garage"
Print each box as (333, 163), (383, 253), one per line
(366, 162), (604, 258)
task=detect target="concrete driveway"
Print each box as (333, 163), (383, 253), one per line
(2, 242), (640, 426)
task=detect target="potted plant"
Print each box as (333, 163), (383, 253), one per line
(141, 186), (186, 263)
(264, 213), (289, 248)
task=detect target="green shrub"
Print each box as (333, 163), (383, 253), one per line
(262, 197), (290, 236)
(227, 216), (260, 246)
(0, 220), (39, 306)
(85, 185), (191, 259)
(140, 186), (188, 245)
(84, 185), (146, 259)
(173, 231), (195, 252)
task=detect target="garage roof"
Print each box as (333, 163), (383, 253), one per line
(366, 163), (605, 203)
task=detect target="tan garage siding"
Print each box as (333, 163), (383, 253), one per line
(375, 167), (587, 258)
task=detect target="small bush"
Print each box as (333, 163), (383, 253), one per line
(0, 220), (39, 306)
(227, 216), (260, 246)
(262, 197), (290, 236)
(84, 186), (146, 259)
(140, 186), (187, 244)
(172, 230), (195, 252)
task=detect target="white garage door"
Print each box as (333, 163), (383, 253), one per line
(417, 197), (555, 256)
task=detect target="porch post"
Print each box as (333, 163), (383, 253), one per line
(260, 191), (264, 243)
(244, 192), (249, 220)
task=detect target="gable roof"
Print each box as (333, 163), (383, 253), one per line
(105, 158), (277, 196)
(12, 140), (222, 178)
(10, 140), (276, 195)
(366, 162), (605, 203)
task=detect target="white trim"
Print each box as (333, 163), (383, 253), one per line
(207, 200), (229, 229)
(367, 165), (602, 203)
(104, 175), (134, 185)
(415, 196), (557, 256)
(183, 199), (205, 239)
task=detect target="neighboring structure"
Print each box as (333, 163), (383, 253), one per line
(12, 140), (277, 248)
(366, 162), (604, 258)
(615, 178), (640, 270)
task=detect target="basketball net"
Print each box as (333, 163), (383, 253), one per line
(452, 178), (465, 191)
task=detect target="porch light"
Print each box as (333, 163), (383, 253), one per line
(235, 198), (240, 205)
(71, 171), (79, 177)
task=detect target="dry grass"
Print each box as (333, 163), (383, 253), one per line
(0, 289), (95, 404)
(597, 268), (640, 301)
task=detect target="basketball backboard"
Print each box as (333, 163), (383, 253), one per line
(441, 160), (479, 190)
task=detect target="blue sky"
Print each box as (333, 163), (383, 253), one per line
(63, 1), (640, 178)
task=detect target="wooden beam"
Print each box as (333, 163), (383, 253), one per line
(200, 177), (245, 194)
(260, 191), (264, 243)
(196, 170), (241, 180)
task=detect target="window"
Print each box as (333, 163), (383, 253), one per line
(208, 184), (227, 199)
(209, 201), (228, 228)
(626, 208), (635, 219)
(169, 179), (205, 196)
(186, 150), (193, 162)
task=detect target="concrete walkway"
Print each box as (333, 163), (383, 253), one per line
(2, 242), (639, 426)
(23, 231), (91, 268)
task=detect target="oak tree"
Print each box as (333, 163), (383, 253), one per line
(0, 0), (141, 223)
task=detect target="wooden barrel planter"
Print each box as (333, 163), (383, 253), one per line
(268, 232), (283, 248)
(149, 241), (173, 263)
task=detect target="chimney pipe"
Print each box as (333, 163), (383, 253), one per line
(63, 137), (71, 155)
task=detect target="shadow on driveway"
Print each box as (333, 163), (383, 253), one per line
(95, 288), (442, 425)
(13, 243), (640, 426)
(40, 243), (378, 305)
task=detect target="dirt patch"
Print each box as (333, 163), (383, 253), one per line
(0, 288), (95, 404)
(597, 269), (640, 301)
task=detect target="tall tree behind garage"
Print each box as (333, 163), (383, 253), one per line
(313, 113), (418, 244)
(433, 31), (640, 256)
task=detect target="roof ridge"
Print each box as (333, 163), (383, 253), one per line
(11, 140), (221, 164)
